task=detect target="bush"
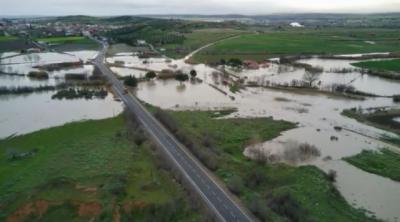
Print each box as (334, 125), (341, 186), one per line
(190, 69), (197, 78)
(245, 167), (268, 188)
(124, 75), (138, 87)
(228, 58), (243, 67)
(146, 71), (157, 80)
(327, 170), (337, 182)
(394, 95), (400, 103)
(175, 73), (189, 83)
(248, 195), (269, 221)
(267, 192), (311, 222)
(227, 175), (245, 195)
(27, 71), (49, 79)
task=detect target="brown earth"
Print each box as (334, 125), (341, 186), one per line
(7, 200), (62, 222)
(78, 202), (102, 217)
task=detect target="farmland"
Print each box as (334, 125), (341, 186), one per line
(192, 29), (400, 63)
(161, 28), (247, 58)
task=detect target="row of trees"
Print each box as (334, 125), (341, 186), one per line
(124, 69), (198, 87)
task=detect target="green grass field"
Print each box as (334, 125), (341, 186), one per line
(352, 59), (400, 72)
(193, 29), (400, 63)
(160, 109), (377, 221)
(36, 36), (99, 51)
(162, 28), (247, 59)
(36, 36), (88, 44)
(0, 115), (199, 221)
(344, 149), (400, 181)
(0, 36), (17, 42)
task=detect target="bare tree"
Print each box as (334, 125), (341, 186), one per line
(303, 66), (323, 87)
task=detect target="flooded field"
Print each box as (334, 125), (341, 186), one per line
(2, 47), (400, 221)
(0, 50), (123, 139)
(0, 92), (123, 139)
(228, 58), (400, 96)
(106, 52), (400, 221)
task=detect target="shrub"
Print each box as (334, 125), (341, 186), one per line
(267, 192), (311, 222)
(327, 170), (337, 182)
(146, 71), (157, 80)
(248, 195), (269, 221)
(227, 175), (245, 195)
(394, 95), (400, 103)
(190, 69), (197, 78)
(245, 167), (268, 188)
(175, 73), (189, 83)
(124, 75), (138, 87)
(27, 71), (49, 79)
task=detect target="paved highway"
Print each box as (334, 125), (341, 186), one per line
(92, 42), (253, 222)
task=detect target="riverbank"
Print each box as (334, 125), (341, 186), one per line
(0, 114), (200, 221)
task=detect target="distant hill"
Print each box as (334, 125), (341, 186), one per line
(144, 13), (400, 28)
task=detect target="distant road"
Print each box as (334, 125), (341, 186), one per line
(92, 41), (253, 222)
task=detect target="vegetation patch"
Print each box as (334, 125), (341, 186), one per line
(51, 88), (108, 100)
(36, 36), (99, 51)
(27, 71), (49, 79)
(0, 114), (200, 221)
(352, 59), (400, 72)
(344, 148), (400, 181)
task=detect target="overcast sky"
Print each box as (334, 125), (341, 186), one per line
(1, 0), (400, 16)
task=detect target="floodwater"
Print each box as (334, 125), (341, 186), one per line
(0, 50), (123, 139)
(110, 66), (147, 78)
(107, 52), (400, 222)
(2, 47), (399, 221)
(0, 92), (123, 139)
(394, 118), (400, 124)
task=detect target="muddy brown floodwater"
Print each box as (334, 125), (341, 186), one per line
(107, 52), (400, 222)
(0, 50), (123, 139)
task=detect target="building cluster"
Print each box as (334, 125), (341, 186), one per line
(0, 19), (122, 38)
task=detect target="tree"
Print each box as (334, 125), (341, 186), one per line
(145, 71), (157, 80)
(190, 69), (197, 78)
(175, 73), (189, 85)
(228, 58), (243, 67)
(303, 66), (323, 87)
(124, 75), (138, 87)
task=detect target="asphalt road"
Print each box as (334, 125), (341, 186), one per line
(92, 43), (253, 222)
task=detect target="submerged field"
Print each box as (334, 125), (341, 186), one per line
(342, 108), (400, 135)
(0, 114), (199, 221)
(152, 108), (378, 222)
(192, 29), (400, 63)
(344, 149), (400, 182)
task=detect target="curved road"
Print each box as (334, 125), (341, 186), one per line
(92, 42), (253, 222)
